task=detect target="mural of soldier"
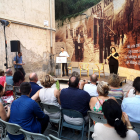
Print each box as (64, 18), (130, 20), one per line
(104, 32), (108, 60)
(99, 19), (104, 63)
(107, 34), (111, 57)
(121, 30), (124, 45)
(66, 26), (68, 39)
(117, 28), (120, 47)
(73, 29), (79, 61)
(79, 31), (85, 61)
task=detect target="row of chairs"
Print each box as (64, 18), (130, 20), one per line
(79, 63), (105, 78)
(0, 118), (61, 140)
(66, 62), (105, 78)
(41, 103), (140, 140)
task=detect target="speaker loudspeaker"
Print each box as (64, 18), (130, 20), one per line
(10, 40), (20, 52)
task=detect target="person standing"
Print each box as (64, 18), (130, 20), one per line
(107, 47), (119, 74)
(59, 47), (69, 76)
(13, 52), (26, 76)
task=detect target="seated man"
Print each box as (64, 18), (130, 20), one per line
(6, 69), (13, 85)
(84, 74), (98, 97)
(29, 73), (42, 97)
(60, 76), (91, 125)
(8, 82), (49, 140)
(122, 77), (140, 138)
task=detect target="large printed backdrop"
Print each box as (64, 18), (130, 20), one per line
(55, 0), (140, 70)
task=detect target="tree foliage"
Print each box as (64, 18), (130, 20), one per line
(55, 0), (101, 21)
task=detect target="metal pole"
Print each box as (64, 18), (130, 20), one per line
(16, 52), (17, 71)
(3, 25), (8, 69)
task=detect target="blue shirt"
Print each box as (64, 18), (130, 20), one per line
(122, 95), (140, 139)
(60, 87), (91, 116)
(30, 82), (42, 98)
(8, 95), (45, 140)
(6, 76), (13, 85)
(121, 95), (140, 123)
(14, 56), (22, 68)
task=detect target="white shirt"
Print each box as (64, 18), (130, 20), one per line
(59, 51), (69, 57)
(92, 123), (139, 140)
(127, 89), (135, 97)
(84, 83), (98, 97)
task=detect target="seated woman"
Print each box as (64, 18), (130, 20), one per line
(92, 99), (139, 140)
(32, 74), (61, 119)
(0, 69), (6, 90)
(108, 74), (124, 99)
(13, 71), (25, 86)
(0, 70), (13, 101)
(0, 85), (10, 121)
(89, 81), (116, 113)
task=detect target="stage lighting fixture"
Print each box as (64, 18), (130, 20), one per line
(0, 20), (11, 27)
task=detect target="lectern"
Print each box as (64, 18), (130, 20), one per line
(56, 56), (67, 77)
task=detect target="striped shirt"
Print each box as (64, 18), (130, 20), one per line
(108, 88), (123, 99)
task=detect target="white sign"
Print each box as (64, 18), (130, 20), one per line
(56, 57), (67, 63)
(44, 20), (49, 26)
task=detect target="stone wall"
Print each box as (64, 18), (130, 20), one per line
(0, 0), (55, 77)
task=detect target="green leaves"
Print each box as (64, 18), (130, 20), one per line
(55, 0), (101, 21)
(56, 80), (60, 91)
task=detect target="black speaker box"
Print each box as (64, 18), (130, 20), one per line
(10, 40), (20, 52)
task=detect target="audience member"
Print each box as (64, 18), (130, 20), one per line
(0, 84), (5, 98)
(13, 70), (24, 86)
(122, 77), (140, 123)
(0, 69), (6, 88)
(29, 73), (42, 97)
(71, 71), (81, 81)
(125, 79), (137, 98)
(92, 99), (138, 140)
(125, 89), (135, 98)
(6, 69), (13, 86)
(108, 74), (124, 99)
(0, 70), (13, 101)
(0, 70), (8, 97)
(32, 75), (61, 119)
(0, 85), (10, 121)
(71, 71), (88, 89)
(8, 82), (49, 140)
(0, 69), (5, 76)
(84, 74), (98, 97)
(60, 76), (90, 125)
(122, 77), (140, 139)
(89, 81), (116, 113)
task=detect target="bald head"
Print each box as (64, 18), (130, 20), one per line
(90, 74), (97, 83)
(69, 76), (79, 88)
(6, 69), (12, 76)
(29, 73), (38, 83)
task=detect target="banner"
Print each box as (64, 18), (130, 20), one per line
(55, 0), (140, 70)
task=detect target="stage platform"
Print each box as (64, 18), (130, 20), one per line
(54, 68), (127, 86)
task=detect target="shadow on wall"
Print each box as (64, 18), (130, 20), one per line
(11, 46), (52, 75)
